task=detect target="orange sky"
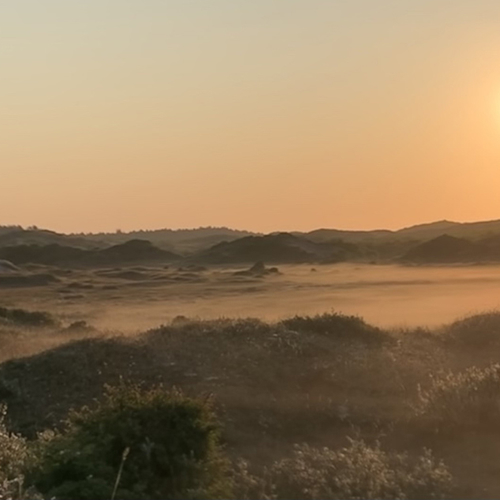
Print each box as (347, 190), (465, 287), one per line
(2, 1), (500, 233)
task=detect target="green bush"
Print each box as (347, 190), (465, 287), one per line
(28, 384), (231, 500)
(0, 307), (58, 328)
(413, 364), (500, 433)
(233, 439), (452, 500)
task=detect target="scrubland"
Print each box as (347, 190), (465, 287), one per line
(2, 299), (500, 498)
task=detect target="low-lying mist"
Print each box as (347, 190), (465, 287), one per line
(1, 263), (500, 333)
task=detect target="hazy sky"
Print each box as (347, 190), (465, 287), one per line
(2, 1), (500, 233)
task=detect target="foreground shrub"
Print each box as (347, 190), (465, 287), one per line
(0, 405), (41, 499)
(233, 438), (452, 500)
(28, 384), (231, 500)
(414, 364), (500, 432)
(444, 312), (500, 347)
(280, 313), (387, 344)
(0, 307), (58, 329)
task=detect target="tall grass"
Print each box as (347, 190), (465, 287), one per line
(413, 364), (500, 432)
(233, 438), (452, 500)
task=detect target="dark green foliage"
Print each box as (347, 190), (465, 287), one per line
(280, 313), (387, 344)
(0, 307), (58, 328)
(29, 384), (231, 500)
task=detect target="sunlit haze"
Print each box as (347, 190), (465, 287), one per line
(2, 1), (500, 233)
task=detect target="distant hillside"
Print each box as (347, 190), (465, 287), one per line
(396, 220), (500, 241)
(0, 226), (23, 236)
(0, 227), (256, 255)
(402, 235), (477, 263)
(3, 219), (500, 265)
(402, 233), (500, 264)
(80, 227), (257, 254)
(95, 239), (180, 264)
(194, 232), (361, 264)
(302, 228), (393, 243)
(0, 228), (104, 249)
(0, 240), (180, 267)
(300, 219), (500, 244)
(396, 220), (460, 237)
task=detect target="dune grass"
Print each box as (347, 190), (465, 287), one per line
(1, 309), (500, 498)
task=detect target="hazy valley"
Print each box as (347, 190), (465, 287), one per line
(2, 222), (500, 498)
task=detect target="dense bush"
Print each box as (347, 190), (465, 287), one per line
(414, 364), (500, 432)
(0, 307), (58, 328)
(444, 312), (500, 347)
(28, 384), (231, 500)
(280, 313), (387, 344)
(233, 438), (452, 500)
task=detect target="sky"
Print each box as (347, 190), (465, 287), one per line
(2, 0), (500, 233)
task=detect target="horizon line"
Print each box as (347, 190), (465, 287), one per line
(3, 217), (500, 237)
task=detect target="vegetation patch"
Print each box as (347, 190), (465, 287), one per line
(444, 311), (500, 347)
(0, 405), (41, 499)
(28, 384), (231, 500)
(0, 307), (58, 328)
(280, 313), (388, 344)
(233, 439), (453, 500)
(413, 364), (500, 433)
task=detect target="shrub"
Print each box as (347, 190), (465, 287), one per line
(0, 307), (58, 328)
(444, 312), (500, 347)
(233, 439), (452, 500)
(280, 313), (387, 344)
(28, 384), (231, 500)
(413, 364), (500, 433)
(0, 405), (41, 499)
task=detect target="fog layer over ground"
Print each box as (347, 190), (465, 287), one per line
(2, 264), (500, 332)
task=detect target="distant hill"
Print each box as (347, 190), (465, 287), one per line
(3, 219), (500, 265)
(300, 219), (500, 244)
(0, 227), (255, 255)
(396, 220), (460, 237)
(95, 239), (180, 264)
(479, 234), (500, 258)
(301, 228), (393, 243)
(194, 233), (315, 264)
(0, 229), (104, 249)
(194, 232), (361, 264)
(402, 235), (477, 263)
(395, 220), (500, 241)
(0, 240), (180, 267)
(402, 233), (500, 264)
(80, 227), (256, 254)
(0, 226), (23, 236)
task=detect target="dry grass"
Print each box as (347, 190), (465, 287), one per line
(233, 439), (453, 500)
(413, 364), (500, 433)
